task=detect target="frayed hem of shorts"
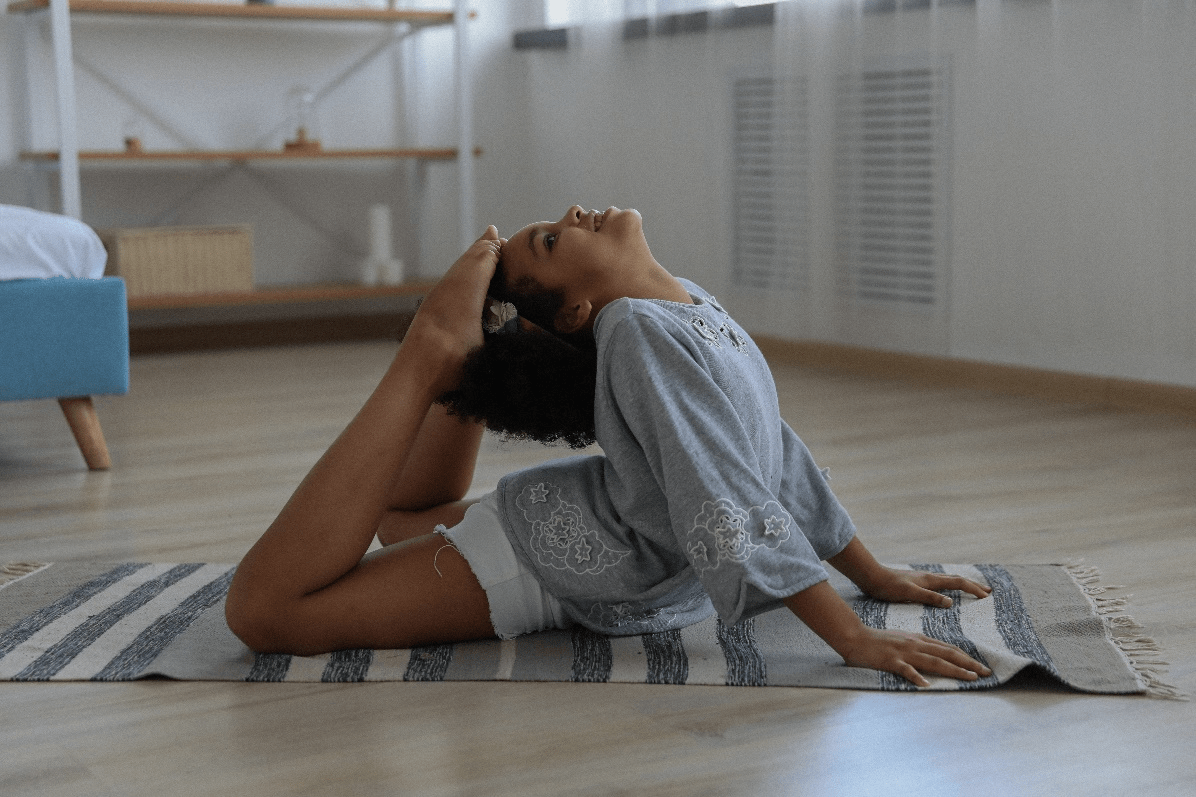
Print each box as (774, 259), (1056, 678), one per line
(433, 524), (516, 640)
(430, 524), (462, 578)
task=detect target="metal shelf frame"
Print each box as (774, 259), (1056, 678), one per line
(9, 0), (477, 252)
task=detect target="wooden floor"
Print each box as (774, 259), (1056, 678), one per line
(2, 341), (1193, 796)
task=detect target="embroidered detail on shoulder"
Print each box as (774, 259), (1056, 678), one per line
(691, 312), (749, 355)
(517, 482), (631, 576)
(687, 498), (795, 575)
(691, 315), (721, 347)
(719, 322), (749, 353)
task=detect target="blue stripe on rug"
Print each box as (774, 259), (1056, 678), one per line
(92, 568), (236, 681)
(323, 648), (373, 683)
(247, 653), (292, 682)
(912, 564), (997, 690)
(642, 628), (687, 685)
(975, 564), (1060, 678)
(717, 617), (766, 686)
(570, 627), (612, 683)
(0, 563), (150, 659)
(15, 564), (205, 681)
(404, 644), (453, 681)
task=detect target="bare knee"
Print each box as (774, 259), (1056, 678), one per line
(224, 588), (269, 653)
(224, 571), (293, 654)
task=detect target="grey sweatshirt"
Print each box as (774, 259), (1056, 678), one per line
(496, 280), (856, 635)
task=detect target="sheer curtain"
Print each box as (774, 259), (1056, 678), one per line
(517, 1), (1196, 372)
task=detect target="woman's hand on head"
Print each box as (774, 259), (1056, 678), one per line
(401, 226), (505, 394)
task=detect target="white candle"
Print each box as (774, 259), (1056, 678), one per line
(361, 204), (404, 285)
(368, 204), (392, 263)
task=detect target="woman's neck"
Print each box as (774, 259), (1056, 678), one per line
(578, 260), (694, 334)
(610, 262), (694, 307)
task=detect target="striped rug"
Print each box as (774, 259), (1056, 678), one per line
(0, 561), (1178, 696)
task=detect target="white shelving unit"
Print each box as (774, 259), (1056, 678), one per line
(7, 0), (476, 309)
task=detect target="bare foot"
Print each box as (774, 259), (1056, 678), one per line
(400, 226), (503, 395)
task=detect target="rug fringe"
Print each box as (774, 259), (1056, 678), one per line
(0, 562), (51, 592)
(1064, 561), (1187, 701)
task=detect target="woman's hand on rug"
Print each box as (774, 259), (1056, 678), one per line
(862, 568), (992, 609)
(784, 580), (993, 688)
(827, 538), (992, 609)
(839, 627), (993, 688)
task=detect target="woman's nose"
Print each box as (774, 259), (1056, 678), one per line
(560, 205), (584, 226)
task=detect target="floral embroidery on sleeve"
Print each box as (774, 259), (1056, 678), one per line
(517, 482), (631, 575)
(686, 498), (794, 575)
(586, 602), (672, 628)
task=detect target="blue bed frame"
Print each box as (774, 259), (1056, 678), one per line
(0, 277), (130, 469)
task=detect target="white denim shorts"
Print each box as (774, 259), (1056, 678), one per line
(437, 492), (571, 640)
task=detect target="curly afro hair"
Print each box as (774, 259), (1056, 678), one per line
(436, 327), (597, 448)
(434, 259), (599, 448)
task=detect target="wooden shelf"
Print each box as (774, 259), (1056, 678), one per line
(20, 147), (483, 163)
(6, 0), (454, 26)
(125, 280), (436, 310)
(13, 0), (475, 342)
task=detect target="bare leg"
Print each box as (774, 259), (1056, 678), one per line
(377, 500), (475, 547)
(386, 404), (485, 512)
(247, 532), (493, 655)
(225, 228), (504, 655)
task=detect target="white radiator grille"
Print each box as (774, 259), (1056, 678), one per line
(731, 74), (809, 293)
(834, 63), (950, 308)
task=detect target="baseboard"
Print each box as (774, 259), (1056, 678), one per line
(130, 312), (414, 355)
(754, 337), (1196, 421)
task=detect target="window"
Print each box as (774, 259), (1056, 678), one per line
(731, 74), (810, 293)
(834, 61), (951, 308)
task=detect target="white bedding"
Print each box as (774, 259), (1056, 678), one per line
(0, 204), (107, 280)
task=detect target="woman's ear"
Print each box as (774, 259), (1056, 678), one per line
(555, 299), (593, 334)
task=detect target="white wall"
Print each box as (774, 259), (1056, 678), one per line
(3, 0), (1194, 388)
(950, 1), (1196, 385)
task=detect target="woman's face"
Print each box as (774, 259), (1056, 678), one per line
(500, 205), (652, 299)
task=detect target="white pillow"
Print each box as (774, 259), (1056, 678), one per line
(0, 204), (107, 280)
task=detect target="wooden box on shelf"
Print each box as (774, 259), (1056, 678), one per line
(100, 225), (254, 298)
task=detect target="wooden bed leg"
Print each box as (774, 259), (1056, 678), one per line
(58, 396), (112, 470)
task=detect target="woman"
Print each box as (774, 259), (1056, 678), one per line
(225, 206), (992, 688)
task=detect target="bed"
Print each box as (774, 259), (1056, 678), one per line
(0, 204), (129, 470)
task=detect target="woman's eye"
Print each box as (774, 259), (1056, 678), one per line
(545, 234), (557, 251)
